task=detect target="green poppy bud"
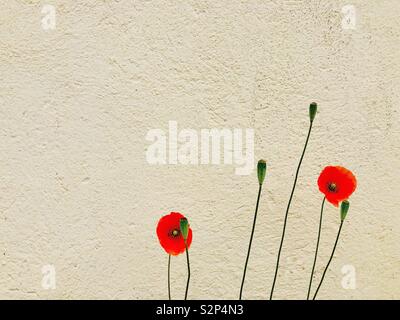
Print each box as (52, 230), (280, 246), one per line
(257, 160), (267, 185)
(180, 218), (189, 241)
(340, 200), (350, 221)
(309, 102), (317, 122)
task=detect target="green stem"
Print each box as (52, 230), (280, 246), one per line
(239, 184), (263, 300)
(184, 241), (191, 300)
(270, 121), (314, 300)
(312, 220), (344, 300)
(168, 254), (171, 300)
(307, 197), (326, 300)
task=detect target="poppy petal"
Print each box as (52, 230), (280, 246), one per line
(317, 166), (357, 207)
(156, 212), (193, 255)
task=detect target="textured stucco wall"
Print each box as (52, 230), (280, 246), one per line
(0, 0), (399, 300)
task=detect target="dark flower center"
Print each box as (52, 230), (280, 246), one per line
(328, 183), (337, 192)
(170, 229), (180, 238)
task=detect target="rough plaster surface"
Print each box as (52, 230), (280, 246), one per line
(0, 0), (399, 299)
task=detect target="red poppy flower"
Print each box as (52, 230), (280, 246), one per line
(318, 166), (357, 206)
(156, 212), (193, 256)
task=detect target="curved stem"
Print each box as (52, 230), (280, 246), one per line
(168, 254), (171, 300)
(239, 184), (263, 300)
(312, 220), (344, 300)
(184, 242), (191, 300)
(307, 197), (326, 299)
(270, 121), (313, 300)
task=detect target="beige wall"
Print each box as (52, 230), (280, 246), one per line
(0, 0), (399, 299)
